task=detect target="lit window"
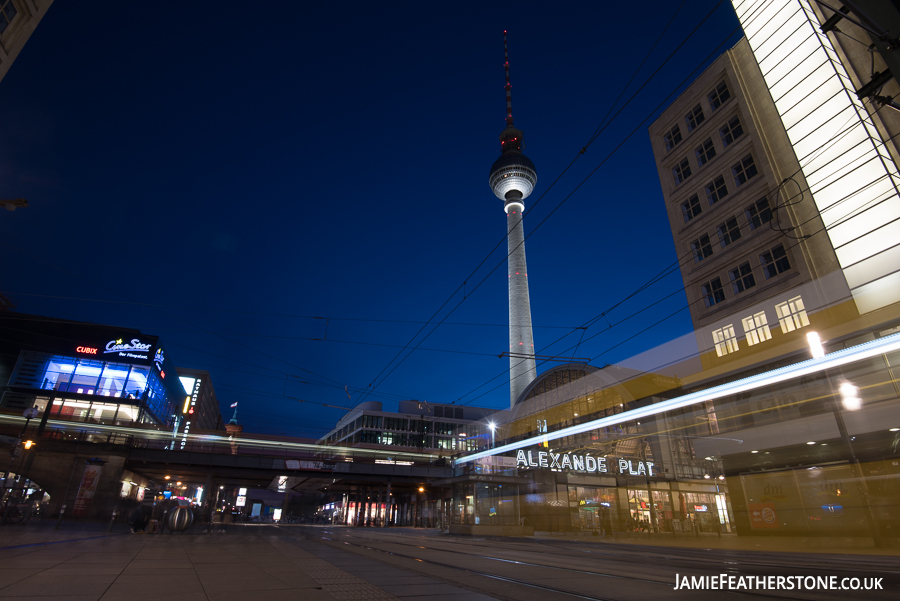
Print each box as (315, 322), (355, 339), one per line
(719, 116), (744, 147)
(708, 81), (731, 110)
(729, 262), (756, 294)
(746, 197), (772, 230)
(664, 125), (682, 151)
(681, 194), (702, 223)
(760, 244), (790, 279)
(717, 216), (742, 247)
(742, 312), (772, 346)
(701, 277), (725, 307)
(732, 155), (758, 187)
(673, 158), (692, 185)
(0, 0), (16, 34)
(775, 296), (810, 334)
(685, 104), (705, 132)
(695, 138), (716, 166)
(712, 325), (738, 356)
(691, 234), (713, 263)
(705, 175), (728, 205)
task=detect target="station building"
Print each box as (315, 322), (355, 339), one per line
(0, 312), (192, 431)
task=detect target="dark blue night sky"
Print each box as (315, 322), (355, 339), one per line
(0, 1), (743, 436)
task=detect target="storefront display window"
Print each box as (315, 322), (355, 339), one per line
(452, 482), (518, 526)
(568, 485), (616, 532)
(626, 488), (673, 532)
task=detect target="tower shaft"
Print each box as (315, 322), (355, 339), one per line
(506, 201), (536, 406)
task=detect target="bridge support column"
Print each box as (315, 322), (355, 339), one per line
(384, 481), (391, 527)
(360, 488), (369, 527)
(375, 484), (383, 527)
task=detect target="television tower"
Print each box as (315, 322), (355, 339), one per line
(489, 31), (538, 408)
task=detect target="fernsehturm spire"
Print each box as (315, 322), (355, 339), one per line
(489, 31), (538, 408)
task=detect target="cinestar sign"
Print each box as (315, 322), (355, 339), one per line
(516, 449), (655, 476)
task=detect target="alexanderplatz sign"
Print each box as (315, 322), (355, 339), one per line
(516, 449), (655, 476)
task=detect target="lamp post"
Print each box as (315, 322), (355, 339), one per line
(488, 422), (496, 450)
(1, 408), (40, 526)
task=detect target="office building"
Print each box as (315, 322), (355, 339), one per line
(319, 400), (506, 455)
(650, 5), (900, 375)
(0, 0), (53, 83)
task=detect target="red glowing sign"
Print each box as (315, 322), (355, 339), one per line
(76, 346), (98, 355)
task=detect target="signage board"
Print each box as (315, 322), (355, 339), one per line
(236, 495), (247, 507)
(748, 503), (779, 529)
(72, 465), (103, 517)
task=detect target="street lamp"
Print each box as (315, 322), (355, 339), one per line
(809, 333), (882, 546)
(807, 331), (826, 358)
(488, 422), (496, 449)
(839, 382), (862, 411)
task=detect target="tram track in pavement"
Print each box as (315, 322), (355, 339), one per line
(326, 527), (900, 578)
(286, 527), (869, 601)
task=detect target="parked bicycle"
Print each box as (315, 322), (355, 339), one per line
(2, 502), (35, 524)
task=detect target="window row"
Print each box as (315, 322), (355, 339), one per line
(711, 295), (810, 357)
(687, 197), (772, 263)
(0, 0), (17, 35)
(700, 244), (792, 309)
(663, 81), (731, 152)
(679, 155), (761, 222)
(671, 116), (745, 186)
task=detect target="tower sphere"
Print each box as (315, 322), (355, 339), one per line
(489, 150), (537, 201)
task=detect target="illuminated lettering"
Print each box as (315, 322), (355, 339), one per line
(104, 338), (152, 355)
(510, 447), (655, 475)
(76, 346), (98, 355)
(549, 452), (561, 469)
(516, 450), (527, 467)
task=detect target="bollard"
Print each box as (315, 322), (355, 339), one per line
(108, 508), (117, 533)
(55, 503), (66, 530)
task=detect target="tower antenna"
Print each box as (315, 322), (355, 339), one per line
(504, 30), (513, 126)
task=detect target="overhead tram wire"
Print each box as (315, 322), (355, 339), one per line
(361, 24), (746, 402)
(454, 79), (900, 407)
(460, 17), (900, 405)
(0, 294), (579, 330)
(0, 312), (413, 404)
(352, 3), (739, 408)
(0, 243), (360, 394)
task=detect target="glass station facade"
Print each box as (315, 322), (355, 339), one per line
(450, 324), (900, 546)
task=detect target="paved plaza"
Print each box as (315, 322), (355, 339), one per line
(0, 525), (493, 601)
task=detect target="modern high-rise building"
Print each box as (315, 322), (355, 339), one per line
(489, 32), (539, 407)
(650, 1), (900, 375)
(0, 0), (53, 84)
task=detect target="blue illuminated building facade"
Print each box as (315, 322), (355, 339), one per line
(0, 313), (188, 427)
